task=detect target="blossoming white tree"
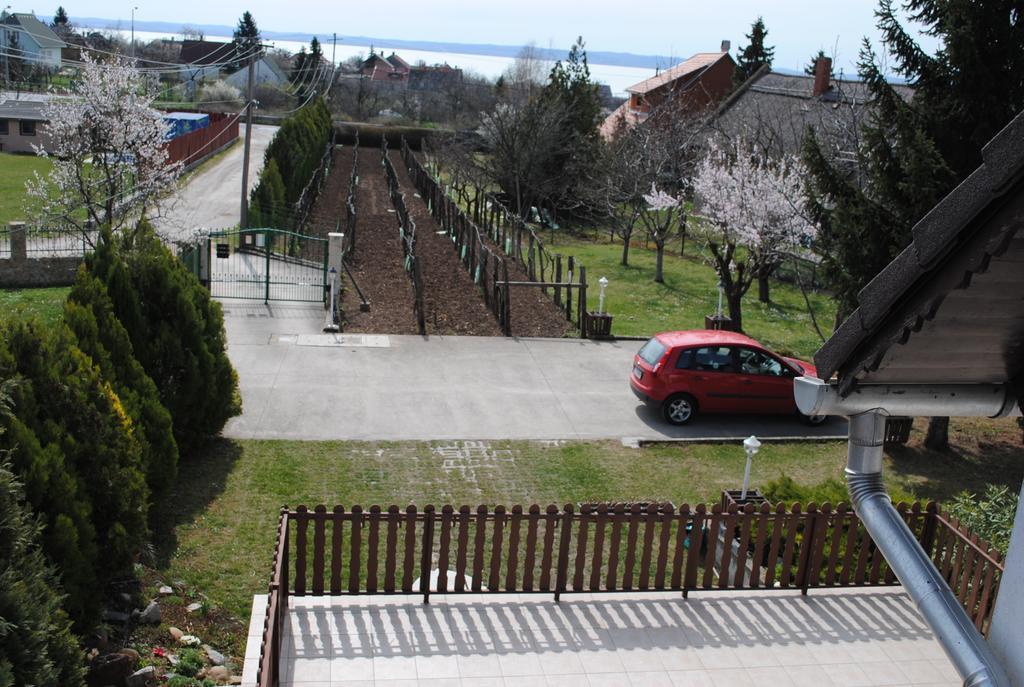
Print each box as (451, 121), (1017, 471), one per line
(692, 137), (817, 332)
(641, 183), (685, 283)
(26, 54), (181, 245)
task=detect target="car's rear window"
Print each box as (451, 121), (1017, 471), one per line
(637, 338), (667, 365)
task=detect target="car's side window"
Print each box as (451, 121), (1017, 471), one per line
(738, 348), (784, 376)
(693, 346), (734, 373)
(675, 348), (695, 369)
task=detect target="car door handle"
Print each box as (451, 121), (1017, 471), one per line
(692, 375), (706, 381)
(741, 379), (753, 385)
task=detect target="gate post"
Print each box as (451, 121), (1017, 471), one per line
(326, 232), (345, 330)
(264, 230), (271, 304)
(199, 237), (210, 288)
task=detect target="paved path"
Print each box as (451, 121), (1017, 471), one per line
(154, 124), (276, 242)
(220, 302), (847, 442)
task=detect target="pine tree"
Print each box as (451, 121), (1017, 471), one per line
(804, 49), (828, 75)
(540, 36), (603, 217)
(803, 0), (1024, 449)
(51, 6), (69, 32)
(733, 17), (775, 86)
(232, 11), (261, 70)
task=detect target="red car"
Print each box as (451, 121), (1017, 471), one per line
(629, 330), (825, 425)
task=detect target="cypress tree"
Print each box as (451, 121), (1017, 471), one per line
(0, 320), (149, 629)
(0, 454), (85, 687)
(64, 267), (179, 495)
(88, 227), (239, 454)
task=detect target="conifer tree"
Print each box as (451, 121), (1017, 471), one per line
(733, 17), (775, 86)
(804, 49), (828, 75)
(232, 11), (261, 69)
(803, 0), (1024, 449)
(0, 453), (85, 687)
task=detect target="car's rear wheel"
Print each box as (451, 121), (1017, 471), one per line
(801, 412), (828, 426)
(663, 394), (698, 425)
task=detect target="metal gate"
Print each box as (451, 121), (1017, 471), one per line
(206, 228), (328, 303)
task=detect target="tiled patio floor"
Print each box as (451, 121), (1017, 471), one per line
(242, 588), (959, 687)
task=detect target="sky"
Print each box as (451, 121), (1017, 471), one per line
(51, 0), (941, 75)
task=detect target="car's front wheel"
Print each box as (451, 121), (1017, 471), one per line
(663, 394), (698, 425)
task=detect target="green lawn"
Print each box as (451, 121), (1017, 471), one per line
(547, 235), (835, 360)
(0, 152), (50, 227)
(0, 287), (69, 327)
(152, 421), (1022, 621)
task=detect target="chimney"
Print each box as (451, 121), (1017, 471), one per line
(813, 56), (832, 96)
(721, 40), (731, 53)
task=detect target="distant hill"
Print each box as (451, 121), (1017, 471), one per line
(71, 16), (679, 69)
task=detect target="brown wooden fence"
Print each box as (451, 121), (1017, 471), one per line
(256, 500), (1004, 686)
(164, 112), (239, 168)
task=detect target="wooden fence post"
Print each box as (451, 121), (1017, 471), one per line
(421, 505), (435, 603)
(554, 255), (563, 307)
(579, 266), (588, 338)
(555, 503), (574, 602)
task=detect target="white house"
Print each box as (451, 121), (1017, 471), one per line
(225, 56), (289, 91)
(0, 11), (65, 72)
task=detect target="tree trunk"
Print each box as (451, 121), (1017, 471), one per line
(620, 232), (632, 266)
(758, 273), (771, 303)
(727, 291), (743, 332)
(654, 243), (665, 283)
(924, 417), (950, 451)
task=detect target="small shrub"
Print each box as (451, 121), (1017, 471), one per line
(198, 80), (242, 111)
(945, 485), (1019, 554)
(762, 474), (917, 507)
(175, 648), (204, 678)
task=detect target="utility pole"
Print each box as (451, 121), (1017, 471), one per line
(239, 49), (258, 229)
(331, 32), (337, 66)
(130, 6), (138, 61)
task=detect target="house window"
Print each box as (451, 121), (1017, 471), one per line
(19, 120), (36, 136)
(0, 119), (8, 136)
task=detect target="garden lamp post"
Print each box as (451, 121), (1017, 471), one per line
(716, 278), (724, 318)
(740, 435), (761, 501)
(598, 276), (609, 314)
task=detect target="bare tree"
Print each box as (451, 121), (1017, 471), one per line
(478, 97), (572, 218)
(501, 43), (550, 102)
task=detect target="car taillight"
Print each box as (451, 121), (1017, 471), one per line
(652, 351), (670, 375)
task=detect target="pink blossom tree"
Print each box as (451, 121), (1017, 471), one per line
(26, 54), (181, 246)
(692, 138), (817, 332)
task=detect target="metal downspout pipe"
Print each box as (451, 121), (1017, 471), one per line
(845, 412), (1008, 687)
(793, 377), (1017, 687)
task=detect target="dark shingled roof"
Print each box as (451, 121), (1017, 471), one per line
(0, 99), (48, 121)
(179, 40), (235, 66)
(713, 68), (913, 160)
(3, 13), (66, 49)
(814, 110), (1024, 395)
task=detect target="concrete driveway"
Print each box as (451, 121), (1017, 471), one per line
(154, 124), (276, 241)
(221, 303), (847, 442)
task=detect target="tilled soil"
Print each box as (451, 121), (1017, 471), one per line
(302, 146), (572, 337)
(332, 147), (420, 333)
(395, 153), (573, 338)
(387, 151), (501, 337)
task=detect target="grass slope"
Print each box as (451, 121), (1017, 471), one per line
(548, 235), (834, 360)
(0, 152), (49, 226)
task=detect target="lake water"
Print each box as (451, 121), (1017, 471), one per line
(126, 29), (655, 95)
